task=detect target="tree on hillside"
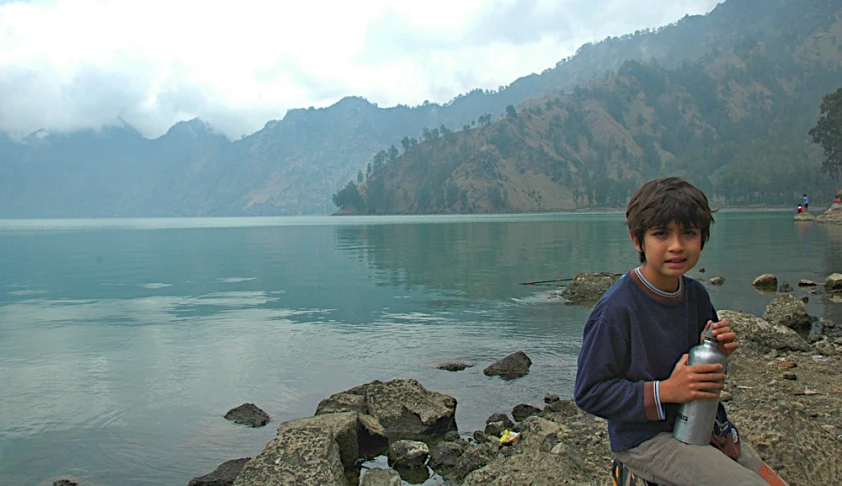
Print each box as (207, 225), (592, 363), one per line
(401, 136), (411, 152)
(809, 87), (842, 188)
(505, 105), (518, 118)
(357, 170), (364, 184)
(333, 181), (364, 210)
(478, 114), (492, 126)
(388, 145), (399, 161)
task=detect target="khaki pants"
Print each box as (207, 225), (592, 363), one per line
(613, 432), (767, 486)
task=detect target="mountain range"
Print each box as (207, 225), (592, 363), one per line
(1, 0), (839, 217)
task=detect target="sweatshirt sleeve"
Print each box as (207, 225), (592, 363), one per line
(574, 308), (662, 422)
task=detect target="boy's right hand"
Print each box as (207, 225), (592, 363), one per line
(660, 354), (726, 404)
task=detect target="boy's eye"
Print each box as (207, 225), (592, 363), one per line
(684, 229), (699, 236)
(652, 230), (666, 236)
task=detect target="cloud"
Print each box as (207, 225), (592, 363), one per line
(0, 0), (721, 139)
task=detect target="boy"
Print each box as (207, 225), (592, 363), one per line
(574, 177), (787, 485)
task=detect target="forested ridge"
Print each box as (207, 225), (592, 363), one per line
(335, 5), (842, 214)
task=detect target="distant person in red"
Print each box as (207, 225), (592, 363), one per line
(835, 195), (842, 204)
(797, 205), (804, 214)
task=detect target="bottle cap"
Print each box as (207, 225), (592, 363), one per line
(703, 325), (716, 341)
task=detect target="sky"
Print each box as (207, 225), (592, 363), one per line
(0, 0), (722, 139)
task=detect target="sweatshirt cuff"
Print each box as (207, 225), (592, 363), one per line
(644, 381), (665, 421)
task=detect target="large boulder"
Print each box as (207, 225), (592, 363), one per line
(718, 310), (811, 352)
(483, 351), (532, 379)
(316, 379), (457, 440)
(762, 294), (812, 330)
(189, 458), (251, 486)
(275, 411), (381, 469)
(825, 273), (842, 292)
(794, 212), (816, 221)
(560, 272), (622, 306)
(232, 427), (346, 486)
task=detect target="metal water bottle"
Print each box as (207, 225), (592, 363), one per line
(672, 326), (728, 445)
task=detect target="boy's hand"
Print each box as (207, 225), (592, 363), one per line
(660, 354), (726, 404)
(703, 319), (739, 358)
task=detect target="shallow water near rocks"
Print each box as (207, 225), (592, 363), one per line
(1, 212), (840, 485)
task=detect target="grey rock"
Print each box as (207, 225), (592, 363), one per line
(189, 458), (250, 486)
(753, 274), (778, 289)
(826, 273), (842, 292)
(360, 468), (402, 486)
(314, 392), (367, 416)
(719, 310), (811, 352)
(783, 372), (797, 380)
(461, 450), (588, 485)
(483, 351), (532, 379)
(444, 430), (461, 441)
(388, 440), (429, 470)
(699, 268), (706, 273)
(720, 391), (733, 402)
(779, 282), (793, 293)
(437, 361), (472, 372)
(472, 430), (490, 443)
(232, 427), (346, 486)
(814, 338), (837, 356)
(762, 294), (812, 330)
(224, 403), (270, 428)
(274, 411), (373, 469)
(708, 276), (726, 286)
(486, 413), (514, 430)
(453, 443), (499, 481)
(53, 481), (78, 486)
(315, 379), (457, 440)
(798, 279), (817, 287)
(560, 272), (623, 306)
(809, 319), (825, 343)
(484, 421), (507, 438)
(544, 394), (560, 403)
(512, 404), (542, 422)
(428, 440), (467, 474)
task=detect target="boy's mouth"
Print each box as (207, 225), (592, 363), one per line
(665, 258), (687, 265)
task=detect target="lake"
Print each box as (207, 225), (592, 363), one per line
(1, 211), (840, 485)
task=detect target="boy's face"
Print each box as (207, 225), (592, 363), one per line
(630, 221), (702, 292)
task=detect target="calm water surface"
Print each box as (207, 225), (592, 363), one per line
(1, 212), (841, 485)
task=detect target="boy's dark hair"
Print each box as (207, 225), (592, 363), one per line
(625, 177), (715, 263)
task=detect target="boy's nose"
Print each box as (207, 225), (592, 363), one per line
(668, 235), (684, 251)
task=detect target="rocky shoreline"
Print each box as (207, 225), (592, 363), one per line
(53, 273), (842, 486)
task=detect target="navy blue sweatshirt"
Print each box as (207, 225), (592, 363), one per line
(573, 271), (717, 451)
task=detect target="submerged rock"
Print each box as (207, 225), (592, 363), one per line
(437, 361), (472, 372)
(483, 351), (532, 379)
(752, 273), (778, 290)
(825, 273), (842, 292)
(224, 403), (270, 427)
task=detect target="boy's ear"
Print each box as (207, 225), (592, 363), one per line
(630, 231), (643, 253)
